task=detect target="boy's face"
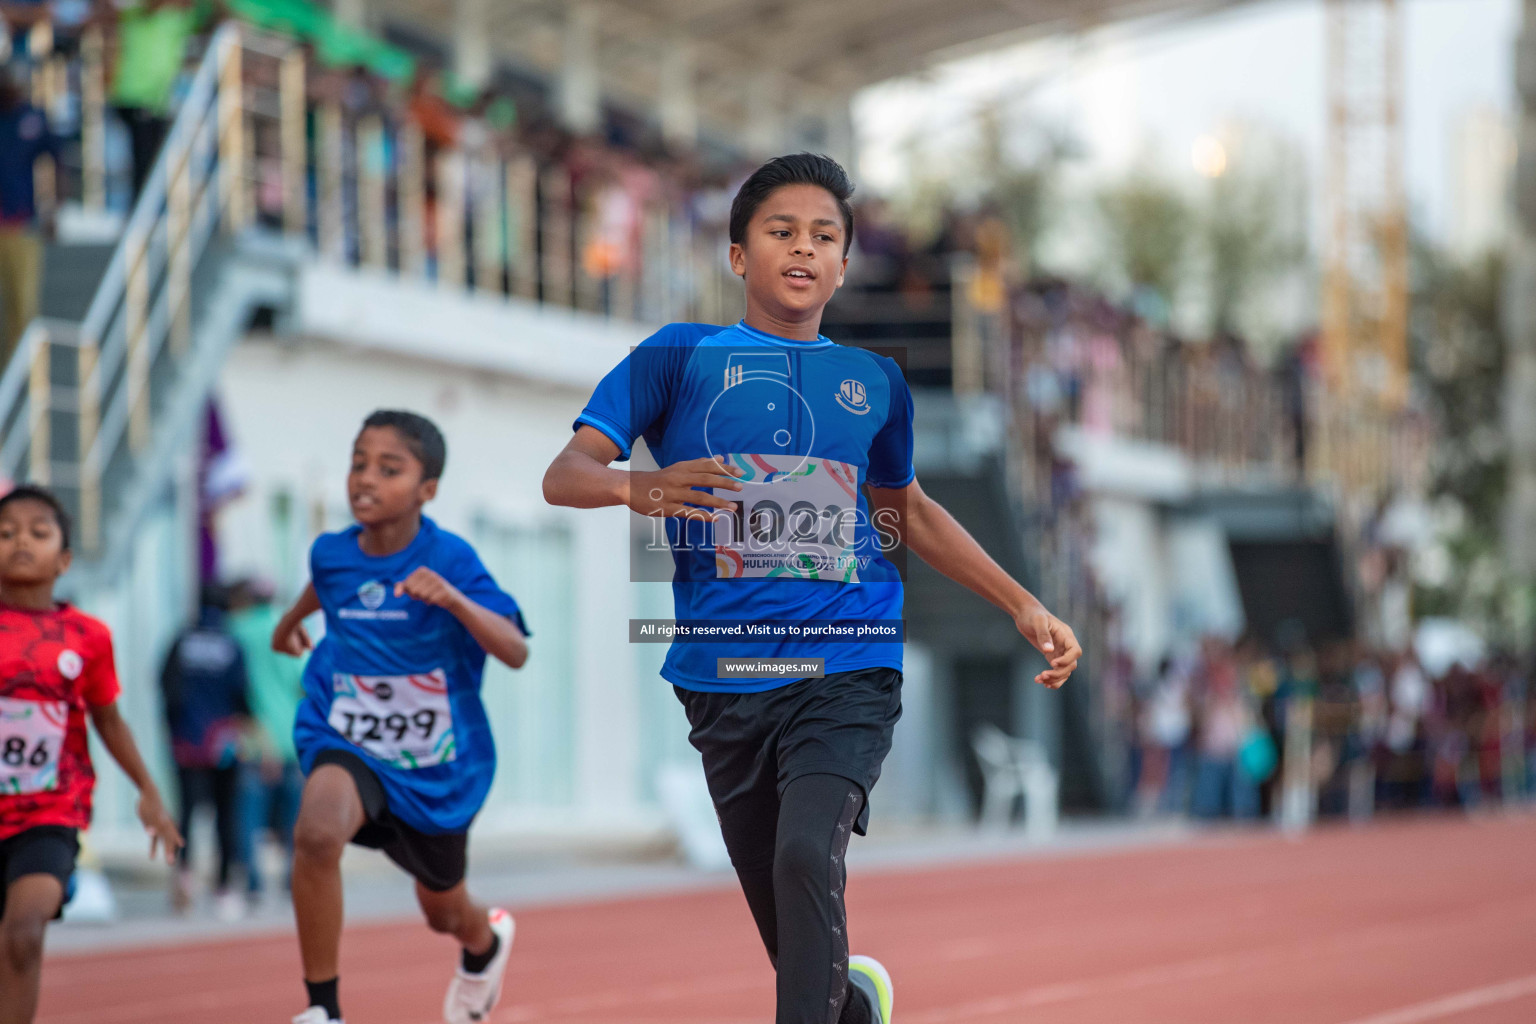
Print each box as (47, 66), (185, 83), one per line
(348, 427), (438, 527)
(0, 500), (70, 587)
(729, 184), (848, 320)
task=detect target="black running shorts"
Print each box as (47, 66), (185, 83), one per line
(311, 749), (468, 892)
(0, 825), (78, 919)
(675, 666), (903, 836)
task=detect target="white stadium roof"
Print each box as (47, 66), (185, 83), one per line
(366, 0), (1268, 145)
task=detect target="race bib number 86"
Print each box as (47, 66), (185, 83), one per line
(714, 454), (863, 582)
(328, 669), (455, 769)
(0, 696), (68, 794)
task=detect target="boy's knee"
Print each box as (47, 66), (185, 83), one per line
(773, 828), (832, 884)
(0, 917), (47, 974)
(292, 817), (349, 865)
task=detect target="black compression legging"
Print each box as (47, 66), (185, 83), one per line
(723, 773), (874, 1024)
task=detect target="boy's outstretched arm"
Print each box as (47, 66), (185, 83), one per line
(870, 478), (1082, 689)
(543, 426), (743, 516)
(272, 582), (320, 656)
(395, 568), (529, 669)
(88, 703), (184, 862)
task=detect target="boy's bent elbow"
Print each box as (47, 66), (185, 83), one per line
(542, 459), (575, 507)
(541, 468), (563, 507)
(545, 431), (626, 508)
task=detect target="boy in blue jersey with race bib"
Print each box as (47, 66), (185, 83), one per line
(544, 154), (1083, 1024)
(272, 411), (530, 1024)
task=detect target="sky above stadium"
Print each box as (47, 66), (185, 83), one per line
(855, 0), (1519, 246)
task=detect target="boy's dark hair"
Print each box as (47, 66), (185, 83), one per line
(0, 485), (72, 551)
(361, 410), (447, 481)
(729, 153), (855, 255)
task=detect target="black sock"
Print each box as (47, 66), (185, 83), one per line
(461, 932), (499, 974)
(305, 977), (340, 1020)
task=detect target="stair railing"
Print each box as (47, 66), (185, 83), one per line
(0, 23), (249, 555)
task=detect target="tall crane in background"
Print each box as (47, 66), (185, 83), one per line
(1322, 0), (1408, 423)
(1320, 0), (1413, 653)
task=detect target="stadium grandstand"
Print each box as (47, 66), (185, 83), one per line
(0, 0), (1532, 1020)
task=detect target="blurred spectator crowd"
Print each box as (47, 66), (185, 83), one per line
(0, 0), (768, 337)
(1108, 633), (1534, 822)
(1010, 279), (1306, 482)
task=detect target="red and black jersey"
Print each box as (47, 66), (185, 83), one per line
(0, 602), (120, 840)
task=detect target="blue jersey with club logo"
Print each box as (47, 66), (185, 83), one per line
(576, 320), (915, 692)
(293, 516), (528, 833)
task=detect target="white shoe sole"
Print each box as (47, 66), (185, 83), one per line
(444, 908), (515, 1024)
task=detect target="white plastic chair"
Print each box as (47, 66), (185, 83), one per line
(971, 723), (1059, 839)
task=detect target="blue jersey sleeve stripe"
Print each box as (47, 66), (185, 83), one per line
(573, 412), (635, 461)
(867, 467), (917, 489)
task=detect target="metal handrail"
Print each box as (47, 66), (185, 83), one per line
(0, 21), (245, 556)
(0, 327), (37, 477)
(87, 116), (227, 475)
(76, 24), (238, 352)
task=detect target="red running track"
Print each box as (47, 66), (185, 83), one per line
(38, 814), (1536, 1024)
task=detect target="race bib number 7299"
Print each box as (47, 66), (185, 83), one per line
(328, 669), (455, 769)
(0, 696), (68, 794)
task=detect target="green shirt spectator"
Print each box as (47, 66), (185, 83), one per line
(228, 599), (304, 763)
(110, 0), (202, 115)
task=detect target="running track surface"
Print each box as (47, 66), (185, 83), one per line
(39, 814), (1536, 1024)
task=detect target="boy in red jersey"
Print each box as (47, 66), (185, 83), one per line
(0, 485), (183, 1024)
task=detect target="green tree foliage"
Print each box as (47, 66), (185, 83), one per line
(887, 101), (1075, 266)
(1204, 163), (1308, 337)
(973, 102), (1076, 274)
(1409, 244), (1508, 626)
(1096, 172), (1191, 305)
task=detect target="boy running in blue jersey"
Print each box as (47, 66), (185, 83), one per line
(543, 154), (1082, 1024)
(272, 411), (530, 1024)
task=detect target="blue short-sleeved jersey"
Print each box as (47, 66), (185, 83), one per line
(576, 320), (915, 692)
(293, 517), (529, 833)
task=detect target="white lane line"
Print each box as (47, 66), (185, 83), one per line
(1329, 974), (1536, 1024)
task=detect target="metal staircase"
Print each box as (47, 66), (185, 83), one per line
(0, 25), (294, 576)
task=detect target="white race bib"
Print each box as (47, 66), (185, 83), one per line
(714, 454), (863, 582)
(327, 669), (455, 769)
(0, 696), (69, 794)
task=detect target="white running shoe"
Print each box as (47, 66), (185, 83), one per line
(848, 955), (894, 1023)
(291, 1008), (340, 1024)
(443, 907), (515, 1024)
(214, 889), (246, 923)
